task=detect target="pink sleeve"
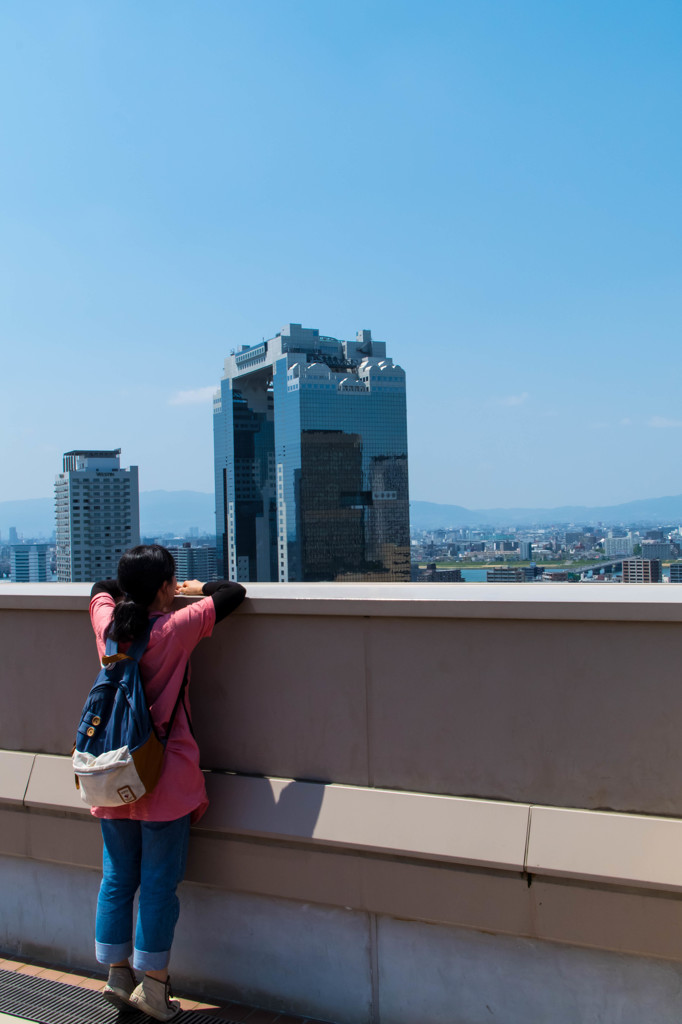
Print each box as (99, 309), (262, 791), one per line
(89, 593), (115, 659)
(169, 596), (216, 654)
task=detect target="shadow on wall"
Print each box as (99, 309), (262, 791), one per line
(266, 778), (325, 837)
(199, 773), (326, 842)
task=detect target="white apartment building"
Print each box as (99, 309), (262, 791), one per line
(604, 535), (634, 557)
(55, 449), (140, 582)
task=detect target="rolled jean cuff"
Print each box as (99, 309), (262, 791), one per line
(133, 947), (171, 972)
(95, 940), (133, 965)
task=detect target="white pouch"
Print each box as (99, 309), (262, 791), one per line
(72, 746), (145, 807)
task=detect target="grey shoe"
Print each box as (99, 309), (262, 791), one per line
(129, 974), (181, 1021)
(102, 965), (137, 1008)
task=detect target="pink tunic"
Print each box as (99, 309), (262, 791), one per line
(89, 592), (216, 823)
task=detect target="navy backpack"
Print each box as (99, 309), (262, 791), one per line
(72, 622), (188, 807)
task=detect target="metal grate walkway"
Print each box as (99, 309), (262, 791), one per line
(0, 969), (236, 1024)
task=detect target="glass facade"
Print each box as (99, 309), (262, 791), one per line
(214, 323), (409, 582)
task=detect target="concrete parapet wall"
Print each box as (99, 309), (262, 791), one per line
(2, 582), (682, 813)
(4, 753), (682, 957)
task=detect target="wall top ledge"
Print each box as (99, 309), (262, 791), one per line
(2, 581), (682, 622)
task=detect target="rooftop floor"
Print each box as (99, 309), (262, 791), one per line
(0, 955), (326, 1024)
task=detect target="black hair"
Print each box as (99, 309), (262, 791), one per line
(109, 544), (176, 643)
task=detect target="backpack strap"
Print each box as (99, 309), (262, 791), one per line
(104, 633), (118, 659)
(126, 621), (194, 741)
(126, 619), (155, 663)
(164, 663), (196, 742)
(104, 618), (194, 743)
(103, 619), (154, 663)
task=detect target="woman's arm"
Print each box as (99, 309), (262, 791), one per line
(177, 579), (246, 623)
(90, 579), (123, 600)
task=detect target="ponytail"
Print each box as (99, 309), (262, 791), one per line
(109, 544), (176, 643)
(110, 598), (150, 644)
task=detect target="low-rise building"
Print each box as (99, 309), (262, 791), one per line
(167, 543), (218, 583)
(669, 562), (682, 583)
(641, 540), (673, 561)
(486, 567), (539, 582)
(413, 563), (463, 582)
(622, 558), (662, 583)
(10, 544), (49, 582)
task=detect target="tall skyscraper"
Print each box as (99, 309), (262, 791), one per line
(55, 449), (140, 582)
(214, 323), (409, 582)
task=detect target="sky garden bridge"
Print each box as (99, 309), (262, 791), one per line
(3, 581), (682, 1023)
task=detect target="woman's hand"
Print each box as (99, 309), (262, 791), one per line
(176, 579), (205, 597)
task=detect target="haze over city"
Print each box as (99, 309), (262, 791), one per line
(2, 1), (681, 512)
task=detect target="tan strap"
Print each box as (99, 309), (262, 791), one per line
(101, 653), (132, 666)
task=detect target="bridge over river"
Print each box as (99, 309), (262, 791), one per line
(572, 559), (624, 577)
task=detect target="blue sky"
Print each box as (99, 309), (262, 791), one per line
(2, 0), (681, 508)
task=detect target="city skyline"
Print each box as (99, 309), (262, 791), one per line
(2, 2), (682, 510)
(10, 486), (682, 544)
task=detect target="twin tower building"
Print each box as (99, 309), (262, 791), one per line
(214, 323), (410, 582)
(56, 323), (410, 583)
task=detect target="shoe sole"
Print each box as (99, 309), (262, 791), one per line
(102, 986), (134, 1009)
(128, 994), (181, 1021)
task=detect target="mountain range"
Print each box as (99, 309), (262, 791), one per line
(410, 497), (682, 530)
(3, 491), (682, 540)
(0, 491), (217, 539)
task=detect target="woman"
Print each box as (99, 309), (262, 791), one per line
(89, 544), (245, 1021)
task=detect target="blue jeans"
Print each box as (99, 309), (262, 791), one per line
(95, 815), (191, 972)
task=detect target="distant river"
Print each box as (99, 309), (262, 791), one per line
(458, 567), (672, 582)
